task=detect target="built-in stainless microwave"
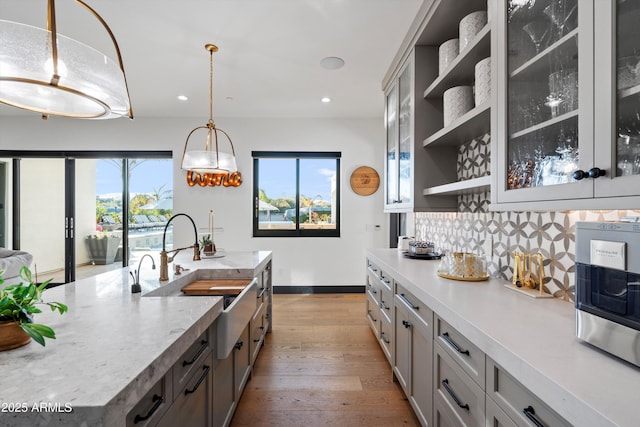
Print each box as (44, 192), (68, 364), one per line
(575, 221), (640, 367)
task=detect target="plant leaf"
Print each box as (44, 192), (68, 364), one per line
(19, 266), (32, 283)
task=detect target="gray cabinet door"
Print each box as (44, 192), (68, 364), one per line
(410, 312), (433, 427)
(234, 324), (251, 399)
(213, 353), (234, 427)
(593, 0), (640, 199)
(394, 297), (411, 393)
(158, 353), (213, 427)
(492, 0), (596, 208)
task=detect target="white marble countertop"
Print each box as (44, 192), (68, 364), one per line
(366, 248), (640, 427)
(0, 250), (271, 426)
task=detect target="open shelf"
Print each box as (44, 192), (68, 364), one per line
(423, 101), (490, 147)
(510, 109), (578, 140)
(423, 175), (491, 196)
(424, 25), (491, 99)
(510, 29), (578, 80)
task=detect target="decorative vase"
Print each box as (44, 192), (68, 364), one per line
(203, 244), (215, 256)
(0, 320), (31, 351)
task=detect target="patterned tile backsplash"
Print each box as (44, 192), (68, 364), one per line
(413, 133), (639, 302)
(414, 208), (640, 302)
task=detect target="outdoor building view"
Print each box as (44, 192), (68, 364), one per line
(255, 156), (338, 232)
(0, 157), (173, 284)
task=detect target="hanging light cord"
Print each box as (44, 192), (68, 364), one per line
(209, 47), (214, 125)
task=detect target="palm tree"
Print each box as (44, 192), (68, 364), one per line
(150, 184), (172, 202)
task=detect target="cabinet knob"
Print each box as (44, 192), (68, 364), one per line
(588, 167), (606, 179)
(572, 169), (588, 180)
(573, 168), (606, 180)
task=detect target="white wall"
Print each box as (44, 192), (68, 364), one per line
(0, 116), (388, 287)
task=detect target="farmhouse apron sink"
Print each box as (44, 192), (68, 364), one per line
(181, 278), (257, 359)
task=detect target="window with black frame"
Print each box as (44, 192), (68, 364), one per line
(252, 151), (340, 237)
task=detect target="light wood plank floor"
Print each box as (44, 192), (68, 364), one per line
(231, 294), (420, 427)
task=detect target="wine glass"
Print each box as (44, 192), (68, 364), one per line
(543, 1), (577, 41)
(522, 21), (550, 55)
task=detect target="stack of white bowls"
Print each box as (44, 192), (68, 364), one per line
(459, 11), (488, 51)
(440, 10), (489, 126)
(439, 38), (459, 75)
(443, 86), (474, 126)
(474, 57), (491, 106)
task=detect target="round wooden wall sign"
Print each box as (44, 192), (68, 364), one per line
(350, 166), (380, 196)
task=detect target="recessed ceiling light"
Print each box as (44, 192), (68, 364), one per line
(320, 56), (345, 70)
(177, 95), (188, 101)
(321, 97), (331, 103)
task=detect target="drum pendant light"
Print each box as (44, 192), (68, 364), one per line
(0, 0), (133, 119)
(181, 44), (237, 174)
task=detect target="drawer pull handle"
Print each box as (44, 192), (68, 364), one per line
(134, 394), (164, 423)
(235, 341), (244, 350)
(368, 285), (377, 295)
(441, 379), (469, 411)
(441, 332), (470, 356)
(185, 365), (211, 395)
(402, 320), (411, 329)
(253, 337), (262, 343)
(367, 309), (377, 322)
(257, 287), (266, 299)
(398, 293), (419, 310)
(182, 340), (208, 367)
(380, 332), (391, 344)
(380, 301), (389, 310)
(523, 406), (545, 427)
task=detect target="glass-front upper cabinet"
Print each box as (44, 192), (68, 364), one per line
(386, 82), (399, 206)
(493, 0), (594, 206)
(495, 0), (640, 209)
(592, 0), (640, 199)
(385, 61), (413, 211)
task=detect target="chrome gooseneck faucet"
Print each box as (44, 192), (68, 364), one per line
(159, 213), (201, 281)
(130, 254), (156, 293)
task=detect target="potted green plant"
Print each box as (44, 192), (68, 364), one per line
(0, 267), (68, 350)
(85, 232), (122, 265)
(199, 234), (216, 256)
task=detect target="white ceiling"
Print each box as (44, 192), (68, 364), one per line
(0, 0), (423, 119)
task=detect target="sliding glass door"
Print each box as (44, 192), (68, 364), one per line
(0, 152), (172, 285)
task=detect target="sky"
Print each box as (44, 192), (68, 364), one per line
(258, 158), (336, 202)
(95, 159), (173, 196)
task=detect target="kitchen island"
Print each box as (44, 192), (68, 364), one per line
(366, 248), (640, 427)
(0, 250), (271, 427)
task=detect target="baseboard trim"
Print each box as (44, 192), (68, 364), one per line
(273, 285), (365, 294)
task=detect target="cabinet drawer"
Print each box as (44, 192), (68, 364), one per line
(126, 373), (172, 427)
(159, 353), (213, 427)
(366, 280), (380, 303)
(379, 314), (393, 363)
(250, 302), (267, 364)
(486, 396), (517, 427)
(379, 284), (393, 324)
(486, 358), (571, 427)
(435, 315), (485, 389)
(396, 283), (432, 329)
(435, 393), (465, 427)
(366, 291), (380, 336)
(172, 330), (210, 400)
(367, 262), (382, 285)
(434, 342), (484, 427)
